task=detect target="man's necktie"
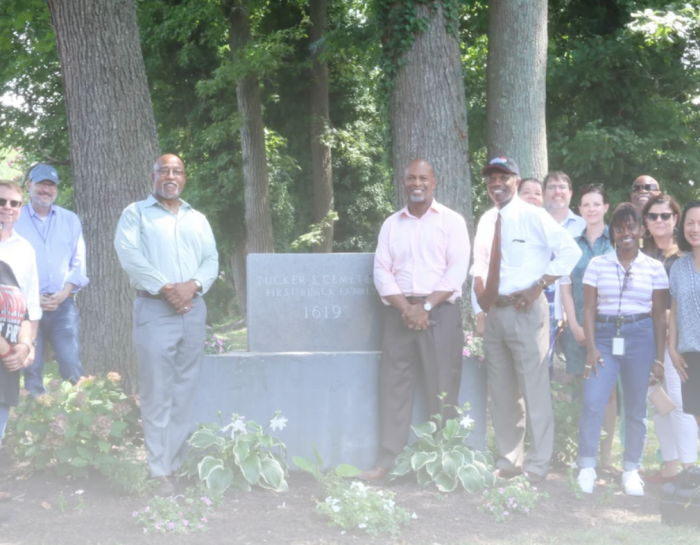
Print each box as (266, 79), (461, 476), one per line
(478, 213), (501, 313)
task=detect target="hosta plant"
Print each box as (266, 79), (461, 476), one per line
(389, 400), (495, 493)
(180, 412), (288, 494)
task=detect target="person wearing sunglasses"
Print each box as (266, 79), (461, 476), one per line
(576, 203), (668, 496)
(0, 180), (40, 502)
(641, 193), (698, 483)
(630, 175), (661, 215)
(15, 164), (88, 397)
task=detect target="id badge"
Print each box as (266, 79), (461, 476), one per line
(612, 336), (625, 356)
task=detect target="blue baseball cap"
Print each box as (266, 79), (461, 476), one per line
(28, 164), (60, 185)
(481, 156), (520, 177)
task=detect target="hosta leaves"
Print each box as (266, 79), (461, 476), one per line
(411, 421), (437, 439)
(198, 455), (224, 481)
(240, 453), (262, 485)
(206, 465), (234, 494)
(434, 471), (458, 493)
(441, 451), (464, 480)
(189, 429), (225, 451)
(458, 465), (485, 493)
(410, 451), (437, 472)
(260, 458), (285, 490)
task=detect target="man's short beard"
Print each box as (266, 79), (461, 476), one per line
(29, 189), (56, 207)
(545, 200), (568, 212)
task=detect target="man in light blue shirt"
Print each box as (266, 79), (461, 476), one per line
(15, 164), (88, 396)
(114, 154), (218, 497)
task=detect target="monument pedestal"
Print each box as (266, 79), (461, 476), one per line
(194, 353), (487, 469)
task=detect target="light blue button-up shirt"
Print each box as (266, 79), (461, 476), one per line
(114, 195), (219, 295)
(14, 204), (89, 294)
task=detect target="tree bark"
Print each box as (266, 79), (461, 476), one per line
(389, 2), (472, 232)
(309, 0), (334, 253)
(486, 0), (548, 179)
(46, 0), (160, 391)
(226, 0), (275, 254)
(229, 225), (248, 324)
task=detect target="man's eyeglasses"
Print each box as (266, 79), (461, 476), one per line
(157, 168), (185, 177)
(646, 212), (673, 221)
(632, 183), (658, 193)
(0, 198), (22, 208)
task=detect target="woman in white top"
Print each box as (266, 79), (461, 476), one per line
(576, 203), (668, 497)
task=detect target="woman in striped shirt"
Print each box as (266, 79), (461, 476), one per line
(576, 203), (668, 497)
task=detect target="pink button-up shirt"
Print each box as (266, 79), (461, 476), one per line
(373, 200), (470, 304)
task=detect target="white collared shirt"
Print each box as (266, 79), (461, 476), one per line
(553, 210), (587, 319)
(472, 196), (582, 296)
(0, 231), (42, 320)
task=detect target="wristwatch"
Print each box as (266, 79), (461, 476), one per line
(32, 337), (38, 347)
(423, 301), (433, 312)
(536, 278), (548, 289)
(192, 279), (203, 293)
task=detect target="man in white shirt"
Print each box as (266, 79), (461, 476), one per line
(473, 157), (581, 482)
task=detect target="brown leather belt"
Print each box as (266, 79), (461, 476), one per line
(495, 294), (523, 308)
(136, 290), (166, 300)
(405, 296), (427, 304)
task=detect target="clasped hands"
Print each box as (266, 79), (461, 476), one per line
(402, 303), (430, 331)
(161, 281), (198, 314)
(2, 343), (33, 372)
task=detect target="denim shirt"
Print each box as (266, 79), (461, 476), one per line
(565, 226), (614, 323)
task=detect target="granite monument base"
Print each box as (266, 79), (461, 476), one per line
(194, 353), (487, 469)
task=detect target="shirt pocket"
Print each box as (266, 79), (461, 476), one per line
(508, 240), (529, 267)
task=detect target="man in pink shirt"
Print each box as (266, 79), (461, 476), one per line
(359, 159), (470, 481)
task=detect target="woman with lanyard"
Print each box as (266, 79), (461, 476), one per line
(669, 200), (700, 429)
(560, 184), (617, 468)
(641, 194), (697, 483)
(576, 203), (668, 496)
(0, 181), (35, 502)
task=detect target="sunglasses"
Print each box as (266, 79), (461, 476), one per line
(646, 212), (673, 221)
(632, 183), (658, 193)
(0, 198), (22, 208)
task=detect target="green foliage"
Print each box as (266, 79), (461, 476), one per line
(181, 412), (289, 494)
(551, 381), (582, 468)
(204, 325), (233, 355)
(7, 373), (143, 480)
(479, 476), (548, 522)
(294, 447), (412, 537)
(132, 485), (220, 534)
(390, 400), (495, 493)
(291, 210), (339, 250)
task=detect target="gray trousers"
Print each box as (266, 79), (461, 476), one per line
(483, 294), (553, 477)
(132, 296), (207, 477)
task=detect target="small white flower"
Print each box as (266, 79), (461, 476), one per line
(269, 415), (288, 432)
(358, 523), (367, 529)
(222, 416), (247, 439)
(74, 490), (84, 495)
(411, 512), (418, 519)
(332, 505), (341, 512)
(340, 531), (346, 535)
(459, 415), (475, 429)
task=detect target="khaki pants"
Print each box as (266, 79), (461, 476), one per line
(484, 294), (553, 476)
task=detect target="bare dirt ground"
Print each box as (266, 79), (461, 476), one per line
(0, 455), (681, 545)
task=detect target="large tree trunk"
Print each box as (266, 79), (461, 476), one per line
(486, 0), (548, 179)
(389, 2), (472, 232)
(227, 0), (274, 255)
(46, 0), (159, 392)
(309, 0), (334, 253)
(229, 225), (248, 323)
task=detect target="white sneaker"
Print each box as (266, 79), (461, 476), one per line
(622, 470), (645, 496)
(577, 467), (596, 493)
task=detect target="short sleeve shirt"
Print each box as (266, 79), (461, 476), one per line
(583, 251), (669, 315)
(670, 255), (700, 353)
(0, 260), (29, 343)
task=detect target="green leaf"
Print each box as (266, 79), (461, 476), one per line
(76, 445), (94, 461)
(231, 469), (252, 492)
(335, 464), (361, 478)
(291, 456), (317, 475)
(434, 471), (458, 492)
(441, 451), (464, 480)
(240, 453), (262, 485)
(189, 429), (224, 451)
(69, 456), (89, 468)
(260, 458), (285, 490)
(311, 442), (323, 467)
(198, 455), (224, 481)
(442, 419), (459, 441)
(458, 465), (485, 493)
(206, 465), (233, 494)
(411, 451), (437, 472)
(390, 455), (412, 478)
(426, 457), (442, 479)
(411, 421), (437, 439)
(233, 440), (250, 464)
(416, 465), (433, 487)
(97, 440), (111, 453)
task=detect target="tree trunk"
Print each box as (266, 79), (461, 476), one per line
(486, 0), (548, 179)
(389, 2), (472, 232)
(46, 0), (160, 392)
(227, 0), (275, 254)
(229, 224), (248, 323)
(309, 0), (334, 253)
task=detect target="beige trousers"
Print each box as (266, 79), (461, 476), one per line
(484, 294), (553, 476)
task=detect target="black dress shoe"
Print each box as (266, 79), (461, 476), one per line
(494, 468), (521, 480)
(524, 471), (546, 484)
(358, 467), (390, 481)
(156, 476), (176, 497)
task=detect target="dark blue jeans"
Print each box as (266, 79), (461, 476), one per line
(577, 317), (656, 471)
(24, 298), (83, 396)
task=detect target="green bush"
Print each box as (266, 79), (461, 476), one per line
(7, 373), (143, 480)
